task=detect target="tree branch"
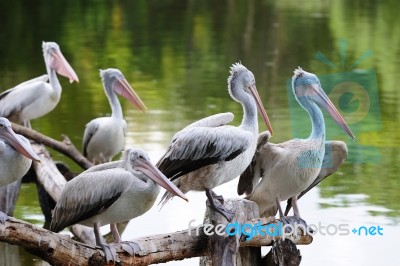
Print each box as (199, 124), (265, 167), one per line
(12, 123), (93, 170)
(0, 215), (312, 266)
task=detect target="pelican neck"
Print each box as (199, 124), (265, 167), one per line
(104, 80), (123, 120)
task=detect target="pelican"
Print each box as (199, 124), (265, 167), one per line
(0, 41), (79, 127)
(82, 68), (147, 164)
(238, 68), (354, 224)
(50, 148), (187, 262)
(0, 117), (40, 223)
(157, 62), (273, 221)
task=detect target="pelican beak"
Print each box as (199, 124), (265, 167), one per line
(114, 77), (147, 112)
(49, 49), (79, 83)
(311, 84), (355, 140)
(135, 159), (188, 202)
(4, 127), (40, 162)
(249, 84), (273, 135)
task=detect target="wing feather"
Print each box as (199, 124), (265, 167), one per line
(157, 123), (251, 180)
(184, 112), (234, 129)
(0, 78), (49, 119)
(82, 120), (99, 157)
(50, 169), (132, 232)
(238, 131), (271, 195)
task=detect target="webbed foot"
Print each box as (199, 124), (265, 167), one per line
(0, 211), (9, 225)
(99, 243), (118, 263)
(205, 189), (235, 221)
(121, 241), (141, 256)
(280, 216), (311, 234)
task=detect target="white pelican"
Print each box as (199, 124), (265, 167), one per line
(0, 41), (79, 127)
(50, 148), (187, 262)
(82, 68), (147, 164)
(238, 68), (354, 224)
(157, 62), (273, 221)
(0, 117), (40, 223)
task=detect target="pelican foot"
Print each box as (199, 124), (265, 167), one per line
(0, 211), (9, 224)
(121, 241), (141, 256)
(206, 199), (235, 221)
(280, 216), (311, 234)
(99, 243), (118, 263)
(210, 190), (225, 204)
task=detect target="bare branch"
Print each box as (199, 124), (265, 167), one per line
(12, 123), (93, 170)
(0, 215), (312, 266)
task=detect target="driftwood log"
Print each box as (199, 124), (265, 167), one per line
(200, 199), (261, 266)
(262, 239), (302, 266)
(0, 213), (312, 266)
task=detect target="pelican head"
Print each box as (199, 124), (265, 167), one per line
(227, 62), (273, 135)
(0, 117), (40, 161)
(100, 68), (147, 111)
(292, 67), (355, 140)
(42, 41), (79, 83)
(123, 148), (188, 201)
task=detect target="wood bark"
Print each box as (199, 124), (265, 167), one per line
(200, 199), (261, 266)
(0, 215), (312, 266)
(262, 239), (302, 266)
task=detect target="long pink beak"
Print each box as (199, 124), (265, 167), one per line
(311, 84), (355, 140)
(135, 158), (188, 202)
(114, 77), (147, 112)
(249, 85), (273, 135)
(3, 127), (40, 161)
(50, 49), (79, 83)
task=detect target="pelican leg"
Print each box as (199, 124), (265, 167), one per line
(276, 197), (284, 218)
(110, 223), (141, 256)
(205, 189), (235, 221)
(0, 211), (9, 224)
(277, 197), (308, 231)
(110, 223), (121, 243)
(94, 223), (117, 263)
(289, 196), (308, 228)
(291, 196), (301, 218)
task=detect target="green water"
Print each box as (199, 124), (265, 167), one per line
(1, 0), (399, 265)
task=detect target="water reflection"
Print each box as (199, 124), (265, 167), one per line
(1, 0), (399, 265)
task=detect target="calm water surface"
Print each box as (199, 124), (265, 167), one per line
(1, 1), (399, 265)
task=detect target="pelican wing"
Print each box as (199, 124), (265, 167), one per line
(183, 112), (234, 129)
(50, 169), (132, 232)
(157, 121), (252, 181)
(83, 160), (123, 173)
(284, 141), (348, 215)
(12, 75), (49, 89)
(82, 120), (99, 157)
(0, 76), (49, 119)
(237, 131), (271, 195)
